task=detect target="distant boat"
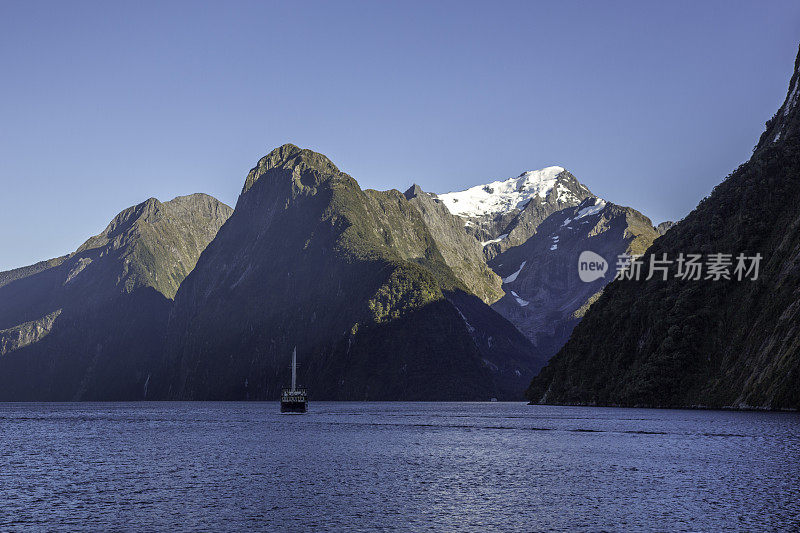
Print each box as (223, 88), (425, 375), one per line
(490, 397), (498, 402)
(280, 347), (308, 414)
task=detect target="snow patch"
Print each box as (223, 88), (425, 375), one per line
(481, 357), (499, 371)
(510, 290), (530, 306)
(481, 233), (508, 246)
(438, 166), (566, 218)
(503, 261), (526, 284)
(575, 199), (607, 219)
(555, 183), (578, 203)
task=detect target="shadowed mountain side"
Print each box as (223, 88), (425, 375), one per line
(433, 167), (661, 359)
(0, 287), (170, 400)
(0, 194), (232, 400)
(490, 200), (659, 359)
(527, 45), (800, 410)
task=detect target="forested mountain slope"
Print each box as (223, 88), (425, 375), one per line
(528, 46), (800, 410)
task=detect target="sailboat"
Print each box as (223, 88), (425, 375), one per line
(280, 347), (308, 413)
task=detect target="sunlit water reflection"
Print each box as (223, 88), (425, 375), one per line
(1, 402), (798, 531)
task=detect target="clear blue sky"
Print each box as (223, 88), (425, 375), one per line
(1, 1), (799, 271)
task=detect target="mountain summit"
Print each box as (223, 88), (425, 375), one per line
(0, 145), (663, 401)
(435, 168), (660, 360)
(439, 166), (572, 218)
(164, 145), (543, 400)
(438, 167), (594, 259)
(239, 143), (340, 198)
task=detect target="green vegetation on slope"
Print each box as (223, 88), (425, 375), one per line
(0, 194), (232, 400)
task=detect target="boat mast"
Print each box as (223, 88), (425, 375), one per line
(291, 346), (297, 392)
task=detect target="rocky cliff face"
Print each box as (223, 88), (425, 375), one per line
(656, 221), (676, 235)
(0, 194), (232, 400)
(527, 45), (800, 410)
(489, 198), (660, 359)
(403, 184), (504, 304)
(164, 145), (543, 401)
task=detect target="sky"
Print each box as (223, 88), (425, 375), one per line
(1, 1), (799, 271)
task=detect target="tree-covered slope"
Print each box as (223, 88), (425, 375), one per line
(164, 145), (542, 400)
(527, 46), (800, 410)
(0, 194), (232, 400)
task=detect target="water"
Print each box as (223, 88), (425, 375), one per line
(1, 402), (798, 531)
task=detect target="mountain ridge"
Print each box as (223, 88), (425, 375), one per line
(0, 193), (233, 400)
(489, 196), (659, 359)
(0, 147), (668, 401)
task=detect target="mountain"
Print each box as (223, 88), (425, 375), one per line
(527, 45), (800, 410)
(438, 167), (594, 259)
(403, 184), (504, 304)
(163, 144), (543, 401)
(489, 197), (660, 359)
(0, 194), (232, 400)
(437, 170), (660, 360)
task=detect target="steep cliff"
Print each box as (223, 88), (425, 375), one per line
(528, 46), (800, 410)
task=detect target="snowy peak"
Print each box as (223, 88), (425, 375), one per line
(438, 167), (596, 260)
(438, 166), (571, 218)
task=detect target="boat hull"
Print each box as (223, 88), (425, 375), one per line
(280, 400), (308, 414)
(280, 387), (308, 413)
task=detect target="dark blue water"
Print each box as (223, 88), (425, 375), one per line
(1, 402), (798, 531)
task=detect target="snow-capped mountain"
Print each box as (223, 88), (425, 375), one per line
(437, 167), (594, 259)
(438, 166), (575, 217)
(434, 169), (661, 360)
(0, 147), (660, 400)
